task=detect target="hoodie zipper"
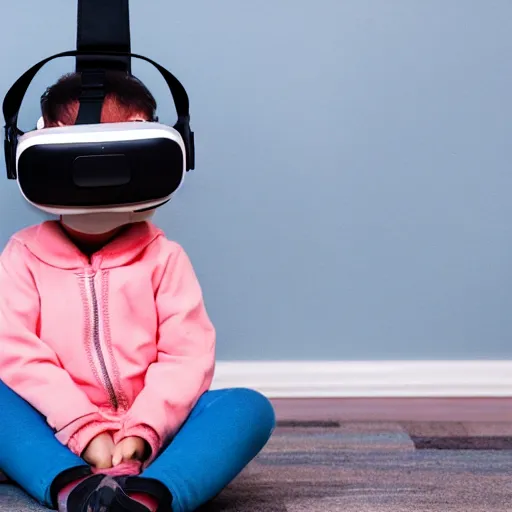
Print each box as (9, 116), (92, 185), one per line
(83, 271), (119, 410)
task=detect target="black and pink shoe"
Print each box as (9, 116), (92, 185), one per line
(60, 474), (172, 512)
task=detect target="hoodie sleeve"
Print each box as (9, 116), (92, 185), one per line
(0, 238), (104, 454)
(118, 244), (216, 461)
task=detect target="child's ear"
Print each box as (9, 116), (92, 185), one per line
(38, 117), (66, 129)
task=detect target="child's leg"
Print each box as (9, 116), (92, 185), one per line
(140, 387), (275, 512)
(0, 381), (90, 508)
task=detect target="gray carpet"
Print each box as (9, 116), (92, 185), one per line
(2, 421), (512, 511)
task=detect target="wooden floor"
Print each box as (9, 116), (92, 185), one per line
(271, 397), (512, 422)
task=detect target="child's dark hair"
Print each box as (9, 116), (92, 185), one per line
(41, 71), (157, 126)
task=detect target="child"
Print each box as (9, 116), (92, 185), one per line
(0, 71), (275, 512)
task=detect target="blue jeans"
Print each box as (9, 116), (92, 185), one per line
(0, 383), (275, 512)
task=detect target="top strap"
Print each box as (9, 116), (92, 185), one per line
(76, 0), (131, 73)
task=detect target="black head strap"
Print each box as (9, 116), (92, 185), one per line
(3, 50), (195, 179)
(74, 69), (106, 125)
(76, 0), (131, 73)
(75, 0), (131, 125)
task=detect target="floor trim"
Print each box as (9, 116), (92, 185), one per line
(211, 361), (512, 397)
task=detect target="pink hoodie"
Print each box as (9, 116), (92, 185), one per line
(0, 220), (215, 465)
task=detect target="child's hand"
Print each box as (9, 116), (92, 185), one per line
(82, 432), (115, 469)
(112, 436), (149, 466)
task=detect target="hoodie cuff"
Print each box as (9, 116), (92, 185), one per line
(66, 420), (119, 458)
(55, 412), (104, 447)
(114, 424), (161, 466)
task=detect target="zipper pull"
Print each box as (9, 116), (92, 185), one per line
(90, 255), (104, 272)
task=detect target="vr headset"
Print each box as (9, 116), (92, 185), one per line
(2, 0), (195, 216)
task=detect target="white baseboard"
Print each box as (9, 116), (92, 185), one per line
(211, 361), (512, 398)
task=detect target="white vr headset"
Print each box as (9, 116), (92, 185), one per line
(14, 119), (187, 216)
(2, 0), (196, 217)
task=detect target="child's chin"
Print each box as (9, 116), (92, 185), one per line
(60, 223), (121, 241)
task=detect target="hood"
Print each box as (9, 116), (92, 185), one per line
(12, 220), (164, 270)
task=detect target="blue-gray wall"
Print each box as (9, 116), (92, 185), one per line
(1, 1), (512, 360)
